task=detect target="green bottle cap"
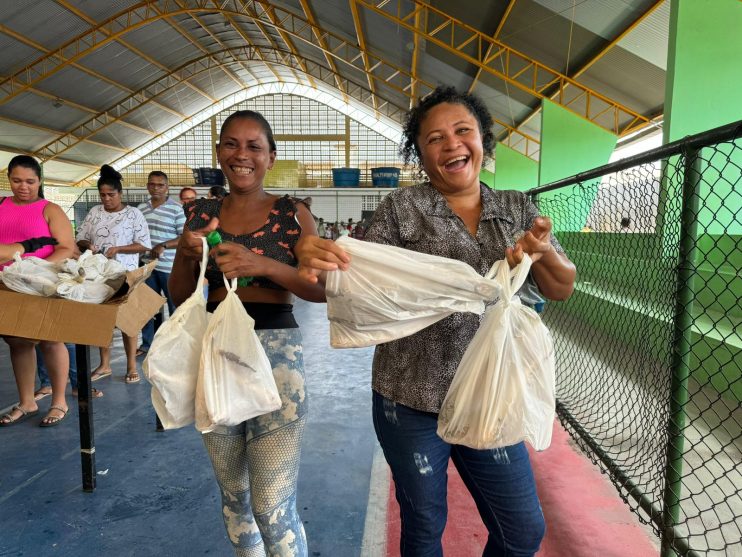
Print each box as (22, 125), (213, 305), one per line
(206, 230), (222, 247)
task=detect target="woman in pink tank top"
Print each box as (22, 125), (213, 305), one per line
(0, 155), (77, 427)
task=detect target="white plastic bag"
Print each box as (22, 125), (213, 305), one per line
(195, 276), (280, 433)
(325, 236), (501, 348)
(437, 255), (556, 451)
(143, 238), (209, 429)
(0, 254), (60, 296)
(55, 252), (126, 303)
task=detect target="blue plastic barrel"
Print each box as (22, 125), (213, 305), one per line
(332, 168), (361, 187)
(371, 167), (400, 187)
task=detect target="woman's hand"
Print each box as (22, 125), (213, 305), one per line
(104, 245), (119, 259)
(177, 218), (219, 260)
(505, 217), (554, 268)
(210, 242), (273, 281)
(294, 235), (350, 284)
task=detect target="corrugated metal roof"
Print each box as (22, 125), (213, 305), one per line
(0, 0), (675, 183)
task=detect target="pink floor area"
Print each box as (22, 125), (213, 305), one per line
(385, 422), (659, 556)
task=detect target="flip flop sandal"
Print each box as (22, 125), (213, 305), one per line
(34, 389), (52, 401)
(71, 388), (104, 398)
(0, 406), (39, 427)
(39, 406), (69, 428)
(91, 369), (112, 382)
(125, 373), (141, 384)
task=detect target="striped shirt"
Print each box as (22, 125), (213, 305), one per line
(137, 197), (186, 273)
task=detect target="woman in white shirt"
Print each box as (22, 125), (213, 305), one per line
(76, 165), (151, 384)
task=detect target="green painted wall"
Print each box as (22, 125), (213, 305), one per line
(663, 0), (742, 236)
(493, 143), (538, 191)
(538, 100), (618, 231)
(479, 168), (495, 188)
(664, 0), (742, 141)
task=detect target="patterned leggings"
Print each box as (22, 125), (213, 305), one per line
(202, 328), (308, 557)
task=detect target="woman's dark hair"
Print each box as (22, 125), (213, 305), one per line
(7, 155), (44, 198)
(209, 185), (228, 199)
(400, 85), (495, 168)
(219, 110), (276, 152)
(97, 164), (123, 192)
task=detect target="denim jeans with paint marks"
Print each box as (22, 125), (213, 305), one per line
(372, 391), (545, 557)
(203, 328), (308, 557)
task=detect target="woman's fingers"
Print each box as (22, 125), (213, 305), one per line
(505, 245), (524, 268)
(295, 236), (350, 270)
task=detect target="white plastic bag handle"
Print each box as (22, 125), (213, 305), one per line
(195, 236), (209, 299)
(486, 254), (532, 300)
(223, 274), (238, 293)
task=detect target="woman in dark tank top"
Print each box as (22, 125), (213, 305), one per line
(169, 110), (325, 557)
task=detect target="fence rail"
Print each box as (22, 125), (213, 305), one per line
(530, 120), (741, 556)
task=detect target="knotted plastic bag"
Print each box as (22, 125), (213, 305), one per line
(0, 254), (60, 296)
(143, 238), (209, 430)
(195, 276), (280, 433)
(325, 236), (501, 348)
(437, 254), (555, 451)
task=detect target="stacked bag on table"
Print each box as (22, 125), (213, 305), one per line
(0, 250), (126, 303)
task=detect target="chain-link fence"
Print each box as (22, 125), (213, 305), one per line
(530, 120), (741, 556)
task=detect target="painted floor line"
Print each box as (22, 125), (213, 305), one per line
(360, 442), (390, 557)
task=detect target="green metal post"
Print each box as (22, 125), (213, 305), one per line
(660, 147), (701, 556)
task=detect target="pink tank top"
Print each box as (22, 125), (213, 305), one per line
(0, 197), (54, 269)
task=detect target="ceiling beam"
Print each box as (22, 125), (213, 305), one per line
(349, 0), (379, 113)
(468, 0), (516, 94)
(225, 3), (293, 84)
(297, 0), (348, 102)
(53, 0), (218, 104)
(0, 21), (187, 121)
(4, 2), (539, 161)
(355, 0), (650, 136)
(34, 46), (410, 164)
(0, 113), (127, 154)
(152, 0), (249, 92)
(501, 0), (665, 142)
(409, 2), (427, 107)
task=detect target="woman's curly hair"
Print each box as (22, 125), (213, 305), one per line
(400, 85), (495, 171)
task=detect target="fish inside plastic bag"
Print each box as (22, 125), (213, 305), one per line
(325, 236), (502, 348)
(0, 254), (60, 296)
(55, 251), (126, 303)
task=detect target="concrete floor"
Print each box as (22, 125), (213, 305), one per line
(0, 300), (377, 557)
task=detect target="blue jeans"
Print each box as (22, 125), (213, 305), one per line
(37, 343), (77, 389)
(140, 269), (176, 351)
(372, 391), (545, 557)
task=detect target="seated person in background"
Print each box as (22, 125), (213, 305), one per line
(0, 155), (76, 427)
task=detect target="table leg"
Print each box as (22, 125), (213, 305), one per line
(75, 344), (96, 492)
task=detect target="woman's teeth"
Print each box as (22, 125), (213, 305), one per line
(232, 166), (254, 176)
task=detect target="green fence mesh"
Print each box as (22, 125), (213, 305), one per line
(530, 120), (741, 557)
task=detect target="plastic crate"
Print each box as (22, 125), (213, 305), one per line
(192, 167), (225, 186)
(371, 167), (400, 187)
(332, 168), (361, 187)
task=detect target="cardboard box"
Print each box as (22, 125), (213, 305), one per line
(0, 261), (165, 347)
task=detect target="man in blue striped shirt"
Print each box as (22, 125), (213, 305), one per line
(137, 171), (186, 356)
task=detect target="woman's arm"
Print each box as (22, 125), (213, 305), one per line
(0, 243), (24, 264)
(105, 243), (149, 258)
(44, 203), (76, 262)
